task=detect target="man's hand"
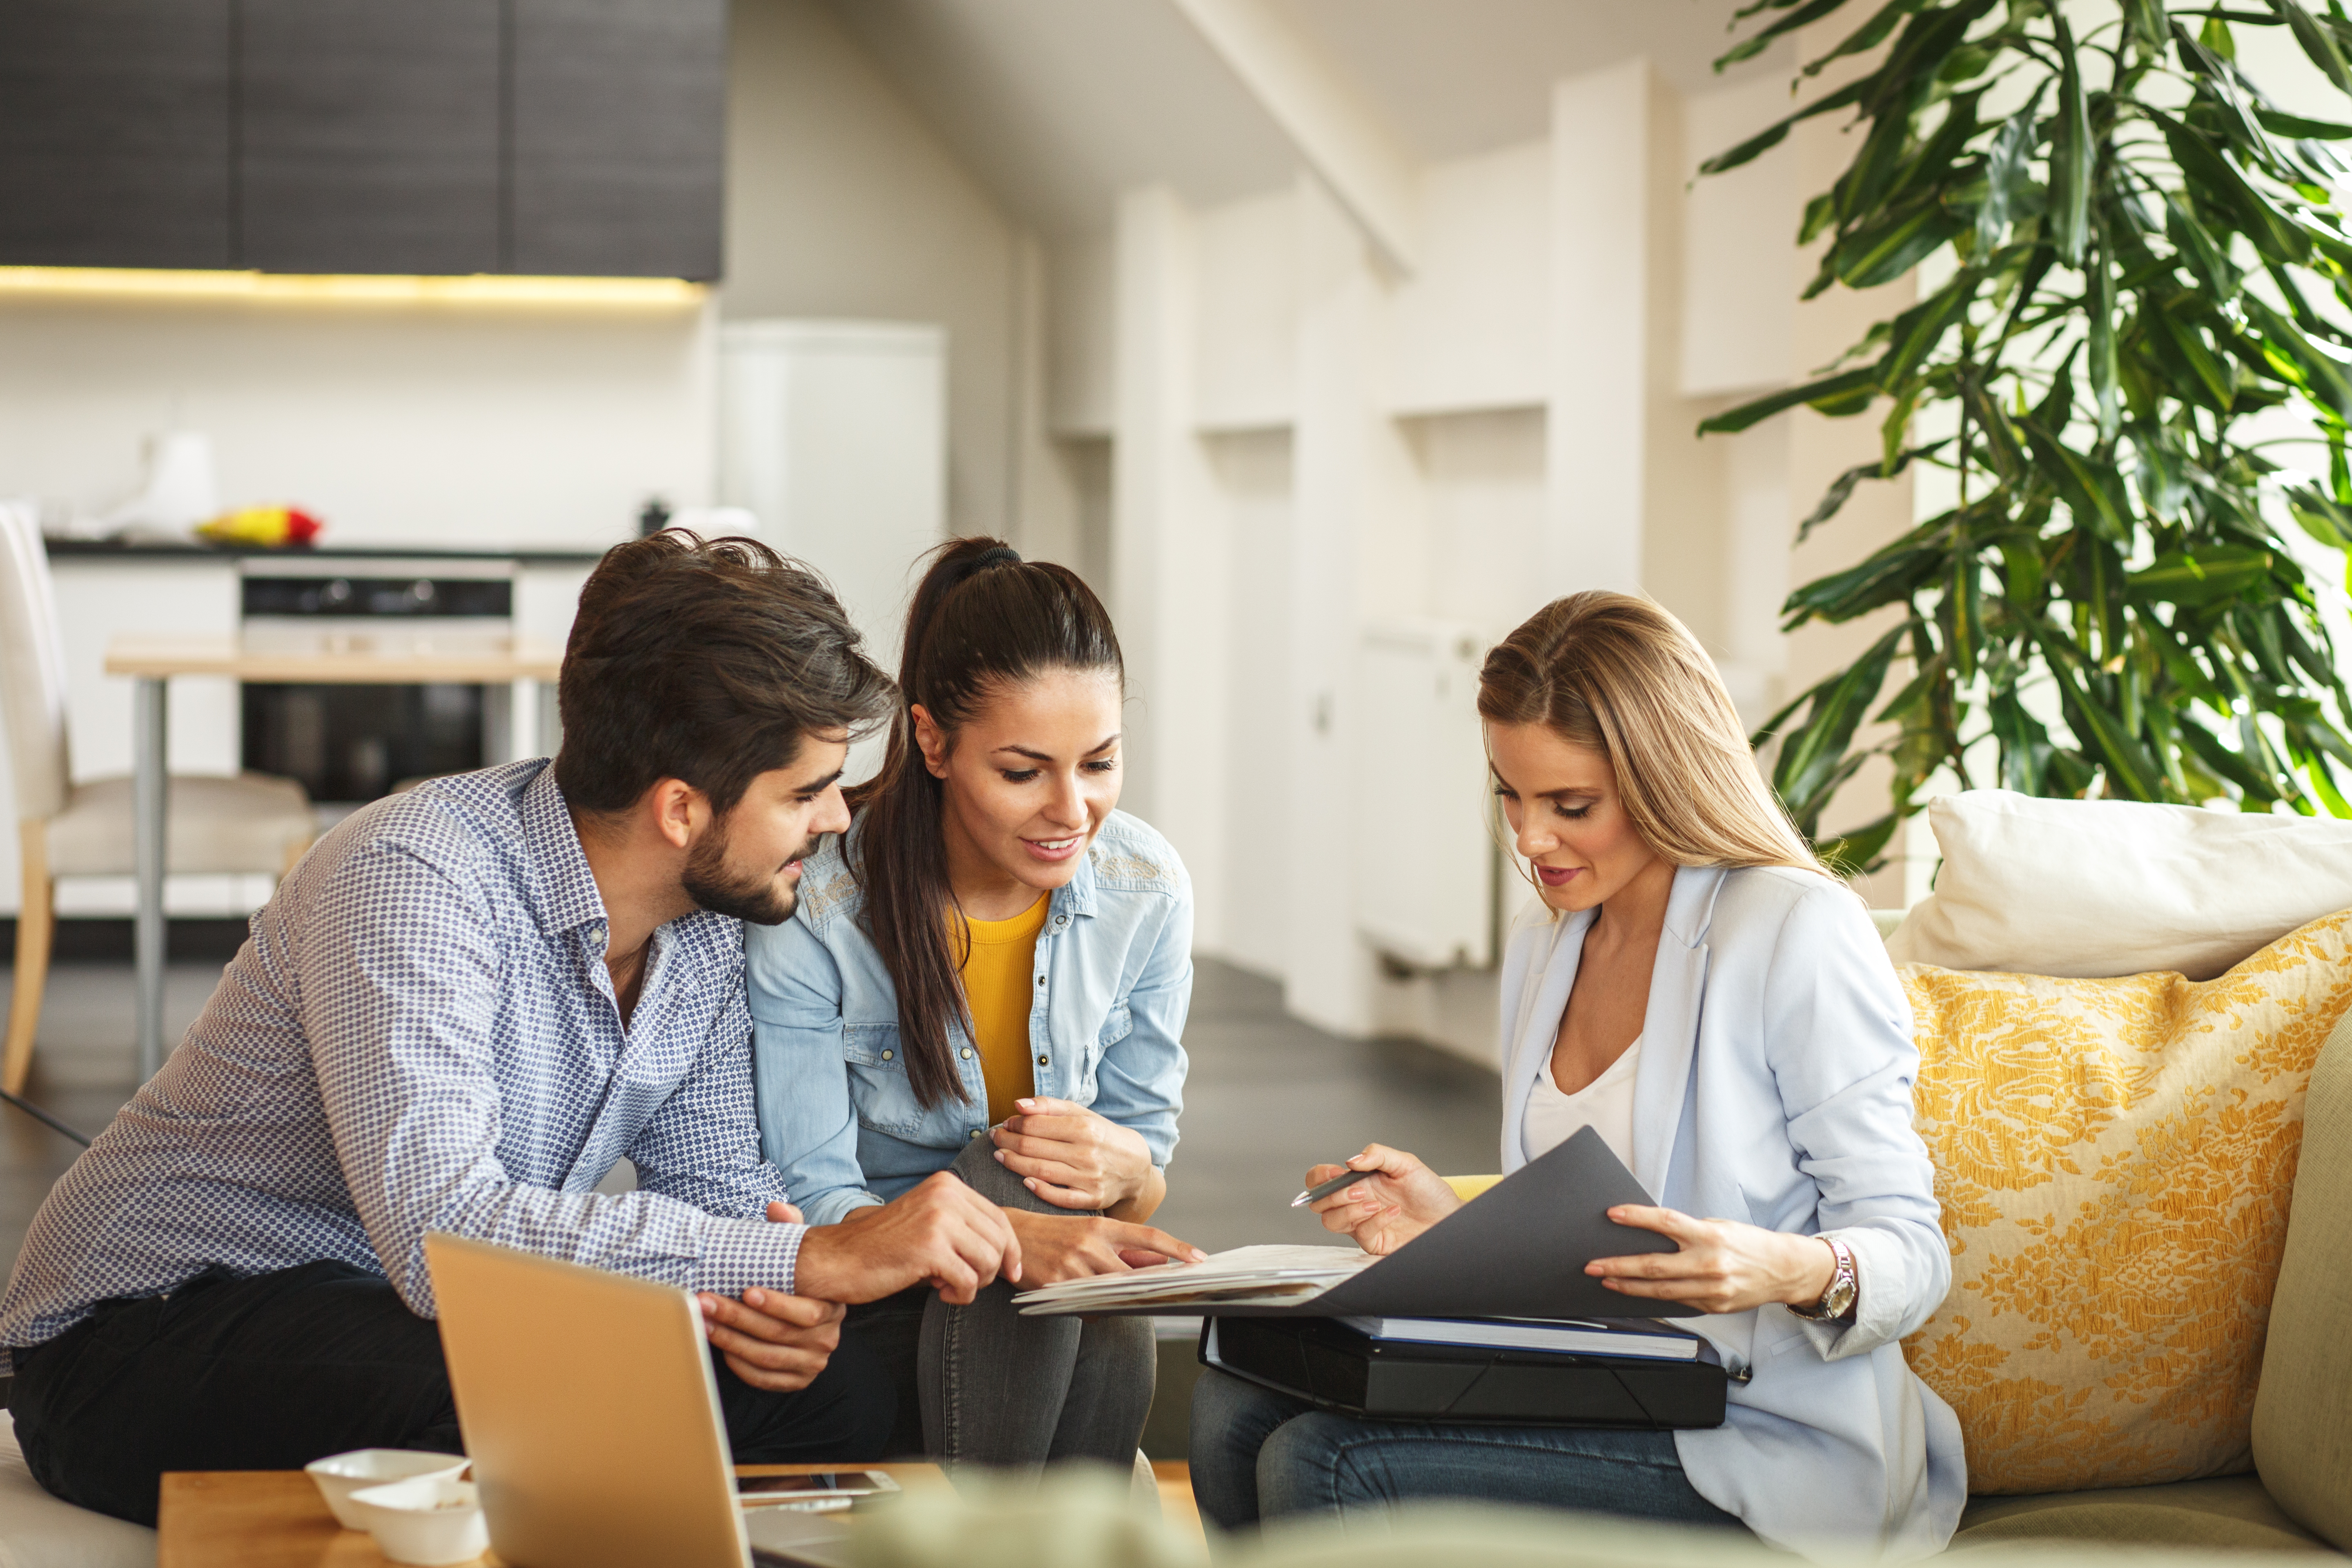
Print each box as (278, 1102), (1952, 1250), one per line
(991, 1098), (1153, 1212)
(1006, 1207), (1207, 1286)
(696, 1288), (843, 1392)
(793, 1172), (1022, 1306)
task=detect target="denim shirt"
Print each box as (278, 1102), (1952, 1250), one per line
(746, 810), (1192, 1226)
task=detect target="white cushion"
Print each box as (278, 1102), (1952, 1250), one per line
(43, 773), (314, 879)
(0, 1412), (155, 1568)
(1886, 790), (2352, 980)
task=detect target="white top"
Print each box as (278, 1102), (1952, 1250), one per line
(1520, 1036), (1640, 1169)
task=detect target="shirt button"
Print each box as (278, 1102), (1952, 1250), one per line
(1054, 915), (1067, 927)
(1036, 1054), (1049, 1067)
(960, 1047), (973, 1059)
(1035, 974), (1045, 987)
(880, 1049), (893, 1060)
(969, 1128), (982, 1138)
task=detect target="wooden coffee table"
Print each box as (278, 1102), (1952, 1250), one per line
(157, 1462), (950, 1567)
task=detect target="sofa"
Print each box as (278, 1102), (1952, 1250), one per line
(0, 804), (2345, 1564)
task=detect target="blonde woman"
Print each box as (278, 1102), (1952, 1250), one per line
(1189, 593), (1963, 1557)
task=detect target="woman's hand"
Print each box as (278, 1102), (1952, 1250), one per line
(1586, 1206), (1840, 1315)
(992, 1097), (1154, 1212)
(1306, 1144), (1463, 1257)
(1003, 1207), (1207, 1287)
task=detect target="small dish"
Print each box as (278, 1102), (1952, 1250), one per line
(346, 1476), (490, 1566)
(304, 1449), (468, 1530)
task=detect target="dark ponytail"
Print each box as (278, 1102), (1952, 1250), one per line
(846, 537), (1124, 1109)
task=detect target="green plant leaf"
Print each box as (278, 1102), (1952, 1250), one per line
(1716, 0), (1857, 69)
(1834, 198), (1970, 288)
(1771, 624), (1907, 828)
(2151, 108), (2312, 265)
(2256, 107), (2352, 139)
(1797, 442), (1949, 542)
(1698, 79), (1870, 176)
(1977, 84), (2050, 253)
(1698, 367), (1880, 435)
(1816, 813), (1902, 875)
(2271, 0), (2352, 94)
(2126, 545), (2277, 604)
(1803, 0), (1928, 80)
(2049, 9), (2094, 265)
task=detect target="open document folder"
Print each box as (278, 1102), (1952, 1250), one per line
(1014, 1126), (1682, 1321)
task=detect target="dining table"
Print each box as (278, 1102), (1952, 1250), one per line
(103, 635), (564, 1081)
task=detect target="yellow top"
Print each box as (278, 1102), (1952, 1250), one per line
(959, 895), (1050, 1126)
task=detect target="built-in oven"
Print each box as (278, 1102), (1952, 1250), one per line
(238, 557), (517, 808)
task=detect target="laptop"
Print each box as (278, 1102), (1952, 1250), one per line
(424, 1232), (864, 1568)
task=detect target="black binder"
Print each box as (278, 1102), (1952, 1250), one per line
(1200, 1314), (1728, 1428)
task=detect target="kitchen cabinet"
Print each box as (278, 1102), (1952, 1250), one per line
(0, 0), (234, 269)
(510, 0), (726, 280)
(237, 0), (503, 276)
(0, 0), (721, 278)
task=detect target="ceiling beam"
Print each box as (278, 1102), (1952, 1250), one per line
(1165, 0), (1421, 275)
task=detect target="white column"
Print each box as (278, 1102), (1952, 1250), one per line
(1548, 60), (1658, 597)
(1278, 177), (1384, 1036)
(1111, 186), (1232, 947)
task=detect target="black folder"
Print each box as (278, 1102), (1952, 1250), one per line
(1108, 1126), (1682, 1321)
(1200, 1314), (1728, 1427)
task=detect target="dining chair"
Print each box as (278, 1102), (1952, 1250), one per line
(0, 504), (317, 1095)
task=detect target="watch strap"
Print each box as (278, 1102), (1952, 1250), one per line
(1788, 1235), (1857, 1322)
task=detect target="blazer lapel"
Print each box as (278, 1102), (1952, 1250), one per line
(1501, 909), (1590, 1171)
(1629, 866), (1726, 1197)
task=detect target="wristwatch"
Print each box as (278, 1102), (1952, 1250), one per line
(1788, 1236), (1858, 1322)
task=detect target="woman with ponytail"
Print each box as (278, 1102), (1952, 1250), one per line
(745, 538), (1200, 1470)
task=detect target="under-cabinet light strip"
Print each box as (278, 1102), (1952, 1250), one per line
(0, 267), (706, 307)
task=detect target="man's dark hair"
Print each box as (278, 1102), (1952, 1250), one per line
(555, 532), (894, 816)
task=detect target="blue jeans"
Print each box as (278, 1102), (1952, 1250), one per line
(1189, 1368), (1746, 1534)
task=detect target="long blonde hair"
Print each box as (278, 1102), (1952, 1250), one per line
(1477, 592), (1829, 878)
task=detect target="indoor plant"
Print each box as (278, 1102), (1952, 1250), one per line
(1702, 0), (2352, 866)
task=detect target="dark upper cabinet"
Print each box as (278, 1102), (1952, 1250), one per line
(236, 0), (503, 275)
(0, 0), (721, 278)
(0, 0), (234, 269)
(510, 0), (726, 280)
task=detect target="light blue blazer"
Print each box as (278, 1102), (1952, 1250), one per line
(1499, 864), (1964, 1558)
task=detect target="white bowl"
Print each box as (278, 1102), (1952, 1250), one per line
(305, 1449), (468, 1530)
(347, 1476), (490, 1566)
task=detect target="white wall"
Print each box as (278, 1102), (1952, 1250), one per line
(726, 0), (1026, 547)
(0, 297), (715, 550)
(1051, 50), (1915, 1058)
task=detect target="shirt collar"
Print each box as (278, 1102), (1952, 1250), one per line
(1054, 838), (1100, 920)
(519, 762), (612, 939)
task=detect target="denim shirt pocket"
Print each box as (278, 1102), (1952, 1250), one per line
(1080, 1003), (1133, 1094)
(844, 1025), (924, 1136)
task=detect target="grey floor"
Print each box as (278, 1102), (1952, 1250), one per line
(0, 951), (1503, 1283)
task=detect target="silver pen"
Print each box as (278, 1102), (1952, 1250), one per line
(1290, 1167), (1378, 1207)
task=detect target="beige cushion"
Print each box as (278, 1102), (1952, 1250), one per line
(1899, 913), (2352, 1493)
(0, 1411), (155, 1568)
(2253, 1002), (2352, 1548)
(1887, 791), (2352, 980)
(43, 773), (314, 878)
(1952, 1476), (2331, 1552)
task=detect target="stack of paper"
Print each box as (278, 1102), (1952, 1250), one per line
(1013, 1244), (1375, 1315)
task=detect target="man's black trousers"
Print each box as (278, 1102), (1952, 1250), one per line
(6, 1259), (894, 1526)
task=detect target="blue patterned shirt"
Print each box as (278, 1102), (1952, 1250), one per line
(0, 760), (804, 1368)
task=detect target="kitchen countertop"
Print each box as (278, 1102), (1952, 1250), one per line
(43, 537), (610, 565)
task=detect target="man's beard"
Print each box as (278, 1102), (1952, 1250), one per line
(682, 818), (815, 926)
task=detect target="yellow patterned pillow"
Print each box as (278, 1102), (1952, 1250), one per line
(1898, 910), (2352, 1495)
